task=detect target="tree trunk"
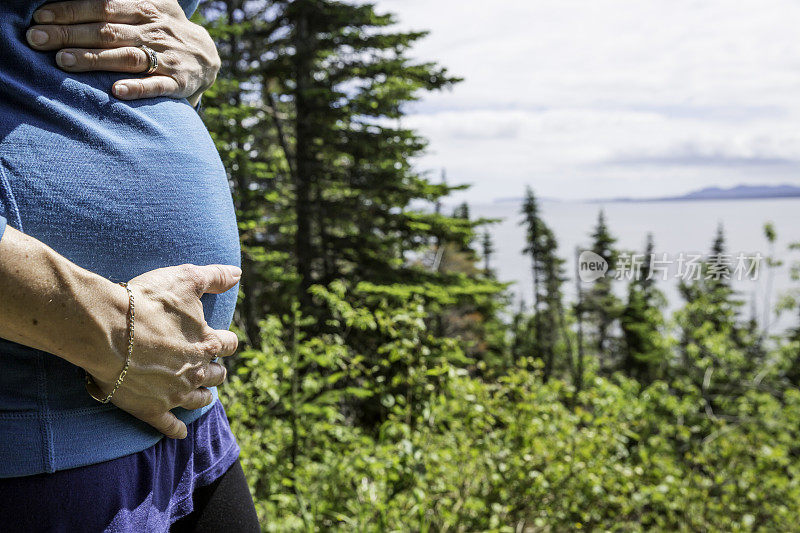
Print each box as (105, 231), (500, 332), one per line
(225, 0), (260, 348)
(575, 247), (585, 397)
(293, 4), (316, 310)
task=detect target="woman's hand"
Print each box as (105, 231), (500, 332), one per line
(86, 263), (240, 439)
(26, 0), (221, 106)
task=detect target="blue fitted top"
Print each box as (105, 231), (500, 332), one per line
(0, 0), (241, 477)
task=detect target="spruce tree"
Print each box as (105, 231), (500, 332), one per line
(520, 187), (569, 380)
(583, 210), (623, 368)
(481, 230), (495, 277)
(453, 202), (471, 220)
(539, 226), (568, 380)
(510, 300), (532, 367)
(521, 187), (542, 319)
(675, 225), (750, 417)
(620, 233), (667, 382)
(200, 0), (507, 426)
(785, 308), (800, 386)
(520, 186), (545, 371)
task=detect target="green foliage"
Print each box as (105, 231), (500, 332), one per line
(224, 287), (800, 530)
(197, 1), (800, 530)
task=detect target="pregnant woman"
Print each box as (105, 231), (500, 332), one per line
(0, 0), (259, 530)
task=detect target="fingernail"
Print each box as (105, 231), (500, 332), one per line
(57, 51), (76, 67)
(27, 29), (49, 45)
(114, 84), (129, 97)
(34, 9), (54, 23)
(231, 266), (242, 278)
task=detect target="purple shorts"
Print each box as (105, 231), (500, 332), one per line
(0, 400), (240, 532)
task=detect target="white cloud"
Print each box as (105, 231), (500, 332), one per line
(368, 0), (800, 201)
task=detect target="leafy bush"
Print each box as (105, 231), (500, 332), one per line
(222, 284), (800, 531)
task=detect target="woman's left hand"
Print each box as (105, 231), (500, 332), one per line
(26, 0), (221, 106)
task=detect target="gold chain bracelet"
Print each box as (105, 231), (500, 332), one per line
(86, 281), (135, 404)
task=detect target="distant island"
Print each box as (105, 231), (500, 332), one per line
(493, 184), (800, 204)
(607, 184), (800, 202)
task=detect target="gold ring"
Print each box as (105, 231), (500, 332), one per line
(139, 45), (158, 75)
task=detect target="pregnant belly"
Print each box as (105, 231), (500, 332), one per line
(0, 97), (240, 332)
(0, 10), (239, 419)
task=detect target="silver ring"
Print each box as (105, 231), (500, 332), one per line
(138, 45), (158, 75)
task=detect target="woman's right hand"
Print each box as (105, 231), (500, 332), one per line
(86, 263), (241, 439)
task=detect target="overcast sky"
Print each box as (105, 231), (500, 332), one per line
(369, 0), (800, 202)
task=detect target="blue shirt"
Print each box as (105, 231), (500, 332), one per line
(0, 0), (241, 477)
